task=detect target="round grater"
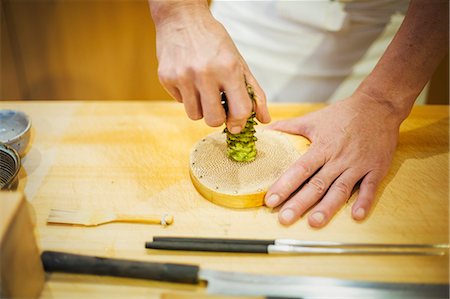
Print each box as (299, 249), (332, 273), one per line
(0, 143), (21, 190)
(189, 129), (303, 208)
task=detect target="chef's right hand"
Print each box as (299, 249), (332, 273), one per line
(149, 0), (271, 133)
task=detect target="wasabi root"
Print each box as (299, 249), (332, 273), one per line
(223, 84), (258, 162)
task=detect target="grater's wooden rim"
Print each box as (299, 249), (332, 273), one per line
(189, 167), (265, 209)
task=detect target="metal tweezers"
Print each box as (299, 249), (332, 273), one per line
(145, 236), (449, 256)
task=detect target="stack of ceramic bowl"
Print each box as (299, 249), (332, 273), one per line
(0, 110), (31, 190)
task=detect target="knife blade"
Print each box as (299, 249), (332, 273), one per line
(41, 251), (449, 298)
(201, 269), (449, 299)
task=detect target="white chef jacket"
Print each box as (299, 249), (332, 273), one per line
(211, 1), (410, 103)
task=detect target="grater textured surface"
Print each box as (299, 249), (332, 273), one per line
(190, 129), (300, 204)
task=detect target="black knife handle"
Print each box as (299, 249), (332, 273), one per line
(153, 236), (275, 246)
(41, 251), (199, 284)
(146, 241), (269, 253)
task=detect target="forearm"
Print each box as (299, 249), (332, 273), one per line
(357, 0), (448, 120)
(148, 0), (209, 26)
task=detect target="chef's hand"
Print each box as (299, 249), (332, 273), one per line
(264, 92), (404, 227)
(264, 0), (448, 227)
(148, 1), (270, 133)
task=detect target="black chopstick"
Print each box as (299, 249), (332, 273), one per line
(146, 241), (269, 253)
(152, 236), (275, 246)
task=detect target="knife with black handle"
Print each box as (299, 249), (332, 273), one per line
(41, 250), (448, 299)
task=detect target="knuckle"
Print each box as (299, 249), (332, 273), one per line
(232, 109), (251, 121)
(257, 89), (266, 103)
(223, 59), (240, 73)
(158, 70), (173, 85)
(278, 180), (296, 198)
(290, 197), (311, 213)
(332, 180), (351, 196)
(363, 172), (384, 189)
(195, 64), (213, 78)
(218, 54), (240, 71)
(175, 69), (190, 85)
(294, 160), (312, 176)
(363, 179), (378, 190)
(307, 177), (327, 194)
(204, 116), (225, 127)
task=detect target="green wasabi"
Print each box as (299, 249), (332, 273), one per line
(223, 84), (258, 162)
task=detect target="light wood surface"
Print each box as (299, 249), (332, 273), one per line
(1, 101), (448, 298)
(0, 192), (45, 298)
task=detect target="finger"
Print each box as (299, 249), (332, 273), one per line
(244, 72), (271, 124)
(308, 169), (362, 228)
(352, 171), (384, 221)
(267, 117), (311, 137)
(174, 69), (203, 119)
(197, 82), (226, 127)
(158, 68), (183, 103)
(277, 164), (343, 226)
(223, 78), (253, 134)
(265, 147), (325, 208)
(163, 85), (183, 103)
(180, 86), (203, 121)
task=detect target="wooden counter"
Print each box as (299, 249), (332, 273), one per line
(1, 101), (448, 298)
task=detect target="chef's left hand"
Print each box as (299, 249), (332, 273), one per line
(264, 91), (404, 227)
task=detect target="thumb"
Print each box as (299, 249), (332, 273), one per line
(244, 71), (271, 124)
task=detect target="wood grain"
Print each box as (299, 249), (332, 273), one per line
(1, 101), (448, 298)
(0, 192), (45, 299)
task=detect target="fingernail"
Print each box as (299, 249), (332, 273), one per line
(280, 209), (295, 223)
(311, 212), (325, 224)
(230, 126), (241, 134)
(354, 207), (366, 220)
(261, 113), (271, 124)
(265, 194), (279, 207)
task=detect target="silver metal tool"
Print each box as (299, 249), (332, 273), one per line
(42, 251), (449, 299)
(200, 269), (449, 299)
(146, 236), (449, 256)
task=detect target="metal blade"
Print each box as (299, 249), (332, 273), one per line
(268, 244), (447, 256)
(199, 269), (449, 299)
(275, 239), (450, 249)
